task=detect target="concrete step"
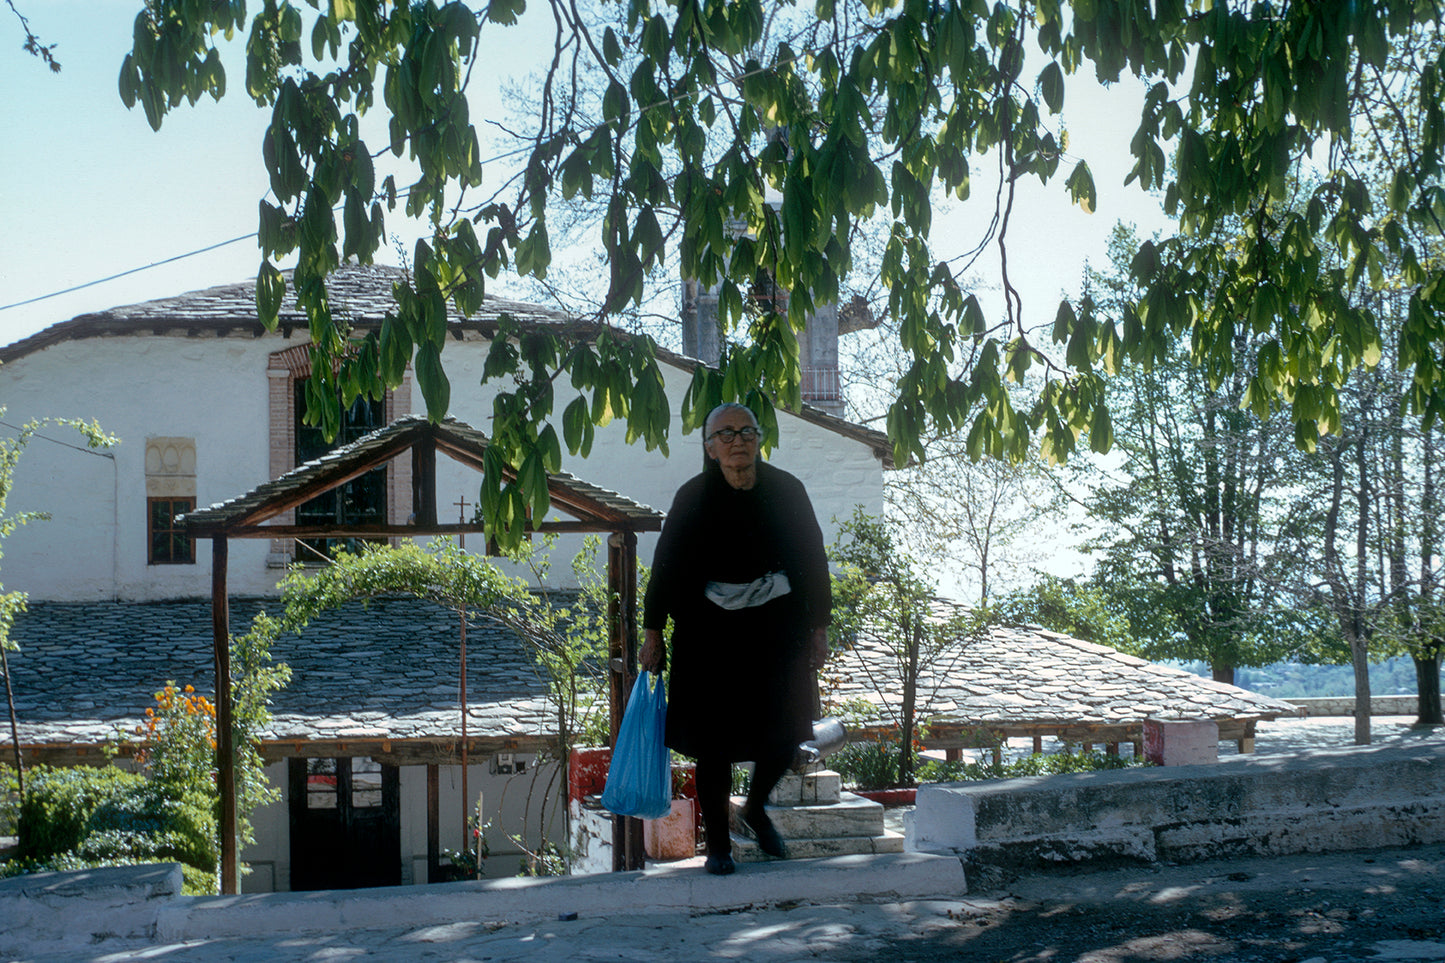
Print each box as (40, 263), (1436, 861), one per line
(768, 768), (842, 806)
(729, 791), (885, 839)
(731, 829), (906, 862)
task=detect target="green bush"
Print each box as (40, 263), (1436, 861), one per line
(829, 740), (902, 791)
(1, 765), (217, 894)
(830, 741), (1148, 790)
(916, 747), (1147, 784)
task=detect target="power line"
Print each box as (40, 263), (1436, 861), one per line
(0, 24), (878, 318)
(0, 232), (258, 314)
(0, 420), (115, 458)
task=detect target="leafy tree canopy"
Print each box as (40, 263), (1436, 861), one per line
(117, 0), (1445, 547)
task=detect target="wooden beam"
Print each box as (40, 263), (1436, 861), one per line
(195, 519), (658, 540)
(195, 433), (419, 531)
(606, 530), (645, 872)
(212, 537), (240, 895)
(412, 435), (438, 528)
(426, 764), (440, 884)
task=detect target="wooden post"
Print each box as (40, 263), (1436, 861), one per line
(412, 435), (437, 527)
(607, 531), (645, 871)
(212, 537), (240, 895)
(1237, 720), (1258, 754)
(426, 763), (440, 883)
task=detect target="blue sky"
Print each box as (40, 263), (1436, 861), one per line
(1, 3), (1172, 349)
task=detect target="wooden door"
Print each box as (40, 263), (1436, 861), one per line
(288, 756), (401, 890)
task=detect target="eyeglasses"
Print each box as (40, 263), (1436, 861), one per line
(707, 426), (760, 444)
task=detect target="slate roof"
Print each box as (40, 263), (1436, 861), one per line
(0, 263), (897, 468)
(10, 596), (1299, 761)
(7, 598), (570, 757)
(824, 601), (1300, 741)
(179, 414), (664, 536)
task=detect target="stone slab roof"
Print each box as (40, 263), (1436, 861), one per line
(7, 598), (568, 755)
(824, 602), (1300, 739)
(0, 263), (896, 467)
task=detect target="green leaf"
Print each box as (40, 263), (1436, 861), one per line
(414, 343), (451, 421)
(256, 261), (285, 328)
(1038, 61), (1064, 113)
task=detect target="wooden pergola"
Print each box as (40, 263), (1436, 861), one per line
(179, 415), (664, 893)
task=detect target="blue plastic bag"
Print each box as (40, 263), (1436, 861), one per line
(601, 671), (671, 819)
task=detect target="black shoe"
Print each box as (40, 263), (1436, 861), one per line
(741, 805), (788, 859)
(704, 853), (736, 875)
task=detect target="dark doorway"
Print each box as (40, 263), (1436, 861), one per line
(288, 756), (401, 890)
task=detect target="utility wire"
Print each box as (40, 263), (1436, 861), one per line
(0, 21), (891, 318)
(0, 233), (258, 314)
(0, 420), (115, 458)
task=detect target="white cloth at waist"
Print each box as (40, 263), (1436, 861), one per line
(704, 571), (792, 610)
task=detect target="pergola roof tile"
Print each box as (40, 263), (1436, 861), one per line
(179, 414), (663, 536)
(8, 598), (561, 752)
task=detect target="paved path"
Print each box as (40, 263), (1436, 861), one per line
(6, 843), (1443, 963)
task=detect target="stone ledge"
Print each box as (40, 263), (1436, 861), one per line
(1, 852), (965, 952)
(910, 742), (1445, 871)
(156, 852), (965, 943)
(0, 863), (183, 954)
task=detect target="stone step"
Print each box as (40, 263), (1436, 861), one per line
(767, 768), (842, 806)
(729, 791), (885, 839)
(730, 829), (905, 862)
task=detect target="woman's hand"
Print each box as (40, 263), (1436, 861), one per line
(639, 628), (664, 673)
(809, 626), (829, 669)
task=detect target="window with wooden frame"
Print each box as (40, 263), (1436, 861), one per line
(148, 497), (196, 565)
(293, 381), (387, 561)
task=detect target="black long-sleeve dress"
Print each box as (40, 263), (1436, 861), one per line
(642, 459), (832, 761)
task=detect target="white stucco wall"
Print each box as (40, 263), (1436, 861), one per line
(1, 335), (280, 601)
(0, 327), (884, 602)
(398, 756), (564, 884)
(241, 760), (291, 893)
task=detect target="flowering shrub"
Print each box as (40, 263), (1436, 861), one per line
(134, 683), (216, 792)
(2, 617), (288, 894)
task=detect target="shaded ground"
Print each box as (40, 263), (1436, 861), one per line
(7, 843), (1443, 963)
(895, 843), (1445, 963)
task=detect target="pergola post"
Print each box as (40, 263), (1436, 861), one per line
(607, 530), (645, 871)
(183, 418), (664, 888)
(212, 536), (240, 894)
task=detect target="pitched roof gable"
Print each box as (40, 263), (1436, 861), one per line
(1, 264), (896, 466)
(180, 414), (664, 537)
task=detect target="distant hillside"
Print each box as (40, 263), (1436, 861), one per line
(1179, 656), (1432, 699)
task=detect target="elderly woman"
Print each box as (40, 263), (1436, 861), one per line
(639, 402), (831, 876)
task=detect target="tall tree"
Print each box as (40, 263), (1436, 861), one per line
(1283, 298), (1445, 741)
(886, 437), (1065, 608)
(828, 509), (987, 787)
(1271, 25), (1445, 740)
(1071, 224), (1311, 683)
(112, 2), (1445, 547)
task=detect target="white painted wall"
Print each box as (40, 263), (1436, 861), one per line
(398, 756), (565, 885)
(241, 760), (291, 893)
(1, 336), (279, 600)
(1, 329), (884, 602)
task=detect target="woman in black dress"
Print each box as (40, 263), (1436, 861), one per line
(639, 402), (832, 875)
